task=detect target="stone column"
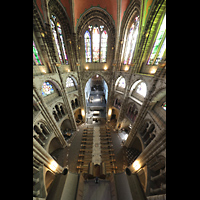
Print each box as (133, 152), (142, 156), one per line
(115, 75), (131, 129)
(33, 137), (64, 174)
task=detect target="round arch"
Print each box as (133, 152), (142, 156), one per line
(115, 76), (126, 89)
(83, 73), (110, 92)
(76, 6), (115, 37)
(65, 75), (78, 87)
(129, 79), (148, 96)
(48, 137), (63, 155)
(41, 78), (62, 97)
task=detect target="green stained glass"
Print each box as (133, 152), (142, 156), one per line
(148, 14), (166, 65)
(33, 41), (42, 65)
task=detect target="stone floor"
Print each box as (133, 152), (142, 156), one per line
(48, 119), (130, 199)
(52, 118), (129, 174)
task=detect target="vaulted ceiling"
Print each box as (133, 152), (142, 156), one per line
(33, 0), (166, 73)
(35, 0), (143, 33)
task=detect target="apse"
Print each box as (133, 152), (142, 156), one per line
(85, 74), (108, 123)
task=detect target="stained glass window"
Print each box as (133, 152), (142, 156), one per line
(155, 37), (166, 65)
(57, 22), (68, 64)
(136, 82), (147, 97)
(84, 31), (92, 63)
(92, 26), (100, 62)
(42, 82), (54, 97)
(66, 77), (74, 87)
(50, 18), (63, 63)
(100, 25), (104, 31)
(147, 14), (166, 65)
(33, 41), (42, 65)
(100, 31), (108, 62)
(124, 16), (139, 65)
(88, 25), (92, 31)
(50, 15), (69, 64)
(118, 77), (126, 88)
(162, 102), (166, 110)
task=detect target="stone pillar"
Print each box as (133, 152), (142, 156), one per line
(33, 137), (64, 174)
(115, 75), (131, 129)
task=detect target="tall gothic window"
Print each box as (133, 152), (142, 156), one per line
(92, 25), (100, 62)
(123, 16), (140, 65)
(147, 14), (166, 65)
(33, 41), (43, 65)
(84, 31), (92, 62)
(100, 31), (108, 62)
(50, 15), (68, 64)
(84, 25), (108, 63)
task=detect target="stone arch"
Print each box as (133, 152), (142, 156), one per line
(60, 119), (72, 134)
(65, 75), (78, 87)
(48, 0), (72, 41)
(115, 75), (127, 90)
(48, 137), (63, 155)
(129, 78), (149, 96)
(45, 170), (55, 195)
(76, 6), (115, 38)
(76, 7), (116, 67)
(33, 119), (52, 133)
(83, 72), (110, 92)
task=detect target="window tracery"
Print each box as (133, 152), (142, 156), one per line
(50, 15), (68, 64)
(84, 24), (108, 63)
(66, 77), (74, 88)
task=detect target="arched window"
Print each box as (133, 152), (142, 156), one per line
(66, 77), (74, 88)
(84, 25), (108, 63)
(147, 14), (166, 65)
(100, 31), (108, 62)
(124, 16), (140, 65)
(84, 31), (92, 63)
(118, 77), (126, 88)
(92, 25), (100, 62)
(50, 15), (68, 64)
(33, 41), (43, 65)
(136, 82), (147, 97)
(42, 82), (54, 97)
